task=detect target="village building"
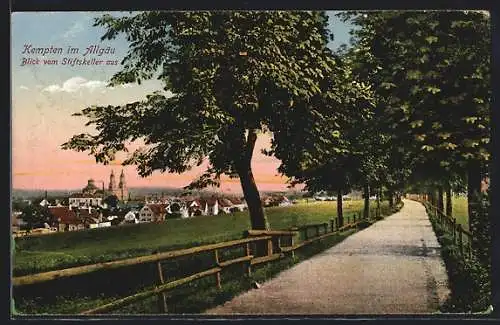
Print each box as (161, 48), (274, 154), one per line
(228, 197), (247, 212)
(218, 198), (234, 214)
(122, 210), (140, 224)
(139, 204), (168, 223)
(49, 207), (85, 232)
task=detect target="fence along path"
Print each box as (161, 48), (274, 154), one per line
(13, 210), (365, 314)
(206, 199), (450, 315)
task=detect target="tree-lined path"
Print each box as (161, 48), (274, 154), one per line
(206, 200), (450, 315)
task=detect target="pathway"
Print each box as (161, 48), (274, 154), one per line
(205, 199), (450, 315)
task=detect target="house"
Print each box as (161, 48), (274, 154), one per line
(205, 197), (220, 215)
(186, 199), (207, 217)
(69, 193), (103, 208)
(39, 199), (50, 207)
(218, 198), (234, 214)
(139, 204), (168, 223)
(74, 207), (102, 225)
(261, 197), (273, 207)
(274, 196), (292, 207)
(122, 210), (139, 224)
(228, 197), (247, 212)
(49, 207), (86, 232)
(11, 211), (25, 233)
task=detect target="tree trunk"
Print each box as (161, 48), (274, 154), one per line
(437, 186), (444, 213)
(446, 185), (452, 217)
(376, 187), (381, 217)
(337, 189), (344, 227)
(467, 161), (482, 244)
(363, 183), (370, 219)
(238, 165), (269, 230)
(237, 129), (269, 231)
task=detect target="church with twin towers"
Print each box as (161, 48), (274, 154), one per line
(108, 170), (129, 202)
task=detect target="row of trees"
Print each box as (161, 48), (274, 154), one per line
(62, 11), (491, 249)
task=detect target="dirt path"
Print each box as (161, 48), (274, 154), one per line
(205, 200), (450, 315)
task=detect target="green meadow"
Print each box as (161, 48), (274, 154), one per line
(14, 200), (386, 276)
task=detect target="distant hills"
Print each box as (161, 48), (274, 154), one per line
(12, 187), (302, 200)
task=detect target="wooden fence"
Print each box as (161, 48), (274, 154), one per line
(13, 214), (367, 315)
(408, 195), (473, 258)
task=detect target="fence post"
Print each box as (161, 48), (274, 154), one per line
(267, 238), (273, 256)
(353, 214), (356, 224)
(314, 225), (320, 238)
(245, 243), (252, 277)
(290, 233), (296, 259)
(214, 249), (222, 289)
(156, 261), (168, 313)
(457, 224), (463, 256)
(304, 227), (308, 240)
(330, 219), (334, 233)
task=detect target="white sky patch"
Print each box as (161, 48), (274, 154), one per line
(62, 21), (84, 39)
(19, 85), (29, 90)
(42, 76), (107, 93)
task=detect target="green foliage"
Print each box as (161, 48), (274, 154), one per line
(426, 200), (491, 313)
(340, 11), (490, 188)
(103, 195), (119, 208)
(62, 11), (346, 230)
(20, 205), (54, 231)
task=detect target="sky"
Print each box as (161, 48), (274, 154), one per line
(11, 11), (354, 193)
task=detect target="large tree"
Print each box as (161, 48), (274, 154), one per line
(340, 11), (491, 234)
(62, 11), (340, 230)
(271, 57), (374, 226)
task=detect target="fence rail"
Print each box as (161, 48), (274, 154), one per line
(13, 211), (381, 315)
(408, 194), (473, 258)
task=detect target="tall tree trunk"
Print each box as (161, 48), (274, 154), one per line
(239, 167), (269, 230)
(363, 183), (370, 219)
(389, 190), (394, 209)
(376, 187), (381, 217)
(337, 189), (344, 227)
(237, 129), (269, 230)
(437, 186), (444, 213)
(446, 185), (453, 217)
(467, 161), (482, 247)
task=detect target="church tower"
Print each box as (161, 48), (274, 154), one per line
(108, 170), (116, 193)
(119, 170), (129, 202)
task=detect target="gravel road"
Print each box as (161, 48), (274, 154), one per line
(205, 199), (450, 315)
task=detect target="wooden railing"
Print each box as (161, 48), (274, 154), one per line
(13, 214), (367, 315)
(409, 195), (473, 258)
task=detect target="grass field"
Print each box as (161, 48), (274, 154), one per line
(452, 196), (468, 230)
(13, 200), (383, 276)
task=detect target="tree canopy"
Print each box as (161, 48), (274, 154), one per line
(63, 11), (346, 230)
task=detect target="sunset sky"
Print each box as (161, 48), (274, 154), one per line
(11, 11), (353, 193)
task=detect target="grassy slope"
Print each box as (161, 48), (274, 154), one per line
(13, 200), (376, 276)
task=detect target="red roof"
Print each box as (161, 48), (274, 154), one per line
(75, 209), (101, 221)
(49, 207), (80, 225)
(218, 198), (234, 208)
(228, 197), (243, 205)
(146, 204), (168, 216)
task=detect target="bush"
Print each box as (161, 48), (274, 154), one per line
(356, 220), (373, 230)
(427, 205), (491, 313)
